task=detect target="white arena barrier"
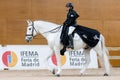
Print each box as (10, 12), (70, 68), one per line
(0, 45), (98, 70)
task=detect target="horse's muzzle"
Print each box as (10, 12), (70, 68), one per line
(25, 36), (33, 43)
(26, 39), (30, 43)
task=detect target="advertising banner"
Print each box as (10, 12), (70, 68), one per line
(0, 45), (98, 70)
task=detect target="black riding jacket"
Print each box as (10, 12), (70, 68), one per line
(63, 9), (79, 26)
(60, 9), (79, 45)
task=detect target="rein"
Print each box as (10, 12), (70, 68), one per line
(42, 25), (62, 34)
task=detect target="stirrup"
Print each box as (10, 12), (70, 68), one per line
(68, 45), (74, 49)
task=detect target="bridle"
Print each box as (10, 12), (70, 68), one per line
(26, 21), (38, 38)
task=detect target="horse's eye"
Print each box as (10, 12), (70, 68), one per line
(29, 28), (31, 30)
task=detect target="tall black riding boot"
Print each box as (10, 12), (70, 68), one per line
(68, 34), (74, 49)
(60, 46), (66, 56)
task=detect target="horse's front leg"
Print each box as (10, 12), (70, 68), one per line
(44, 49), (55, 74)
(54, 47), (62, 77)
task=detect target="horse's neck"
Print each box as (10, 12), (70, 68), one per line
(35, 21), (60, 39)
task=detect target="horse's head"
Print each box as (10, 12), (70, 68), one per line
(25, 20), (37, 43)
(25, 19), (61, 43)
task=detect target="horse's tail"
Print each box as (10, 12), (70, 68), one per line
(100, 34), (109, 55)
(100, 34), (110, 75)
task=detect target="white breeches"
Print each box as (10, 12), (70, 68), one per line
(68, 26), (75, 35)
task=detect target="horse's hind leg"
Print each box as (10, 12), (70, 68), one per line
(95, 48), (110, 76)
(102, 49), (110, 76)
(94, 39), (110, 76)
(80, 48), (91, 75)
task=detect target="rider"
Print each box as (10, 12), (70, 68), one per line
(60, 2), (79, 49)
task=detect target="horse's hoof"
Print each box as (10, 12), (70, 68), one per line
(55, 74), (60, 77)
(80, 72), (84, 76)
(104, 73), (109, 76)
(52, 69), (55, 74)
(80, 71), (84, 76)
(80, 73), (83, 76)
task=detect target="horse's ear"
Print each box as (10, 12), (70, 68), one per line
(27, 19), (32, 24)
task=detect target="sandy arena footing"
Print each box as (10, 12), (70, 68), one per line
(0, 68), (120, 80)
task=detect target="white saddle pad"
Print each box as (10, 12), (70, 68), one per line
(73, 33), (80, 40)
